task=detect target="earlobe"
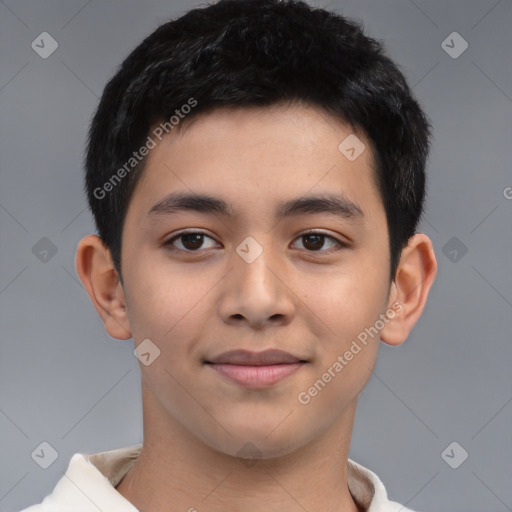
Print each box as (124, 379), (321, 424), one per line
(380, 233), (437, 347)
(74, 235), (132, 340)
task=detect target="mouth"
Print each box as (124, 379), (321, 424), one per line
(204, 349), (308, 389)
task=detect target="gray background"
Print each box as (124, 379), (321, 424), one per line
(1, 0), (511, 511)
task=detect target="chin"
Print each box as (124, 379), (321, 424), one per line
(201, 426), (304, 462)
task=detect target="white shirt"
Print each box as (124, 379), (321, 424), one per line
(19, 444), (416, 512)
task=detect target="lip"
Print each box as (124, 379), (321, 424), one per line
(206, 349), (305, 366)
(205, 349), (307, 389)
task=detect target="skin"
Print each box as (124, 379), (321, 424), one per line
(75, 104), (437, 512)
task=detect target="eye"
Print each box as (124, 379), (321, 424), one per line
(164, 231), (219, 252)
(292, 231), (347, 252)
(163, 230), (347, 254)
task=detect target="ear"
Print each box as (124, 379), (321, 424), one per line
(380, 233), (437, 346)
(74, 234), (132, 340)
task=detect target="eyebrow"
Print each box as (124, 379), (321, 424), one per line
(146, 192), (364, 222)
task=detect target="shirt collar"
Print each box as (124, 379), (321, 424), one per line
(37, 444), (410, 512)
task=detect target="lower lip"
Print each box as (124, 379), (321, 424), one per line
(207, 363), (304, 389)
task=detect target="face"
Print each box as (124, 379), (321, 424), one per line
(119, 104), (394, 459)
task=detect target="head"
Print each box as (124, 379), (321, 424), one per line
(76, 0), (436, 460)
(84, 0), (432, 284)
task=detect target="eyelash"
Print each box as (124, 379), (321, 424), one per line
(163, 230), (348, 254)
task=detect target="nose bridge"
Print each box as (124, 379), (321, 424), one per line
(234, 233), (279, 298)
(218, 234), (294, 327)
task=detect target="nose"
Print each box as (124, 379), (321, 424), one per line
(217, 239), (296, 330)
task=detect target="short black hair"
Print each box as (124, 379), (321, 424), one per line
(84, 0), (432, 284)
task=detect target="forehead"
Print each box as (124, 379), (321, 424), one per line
(129, 104), (383, 223)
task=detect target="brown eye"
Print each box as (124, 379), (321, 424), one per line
(180, 233), (205, 250)
(293, 231), (346, 252)
(164, 231), (218, 252)
(302, 233), (325, 251)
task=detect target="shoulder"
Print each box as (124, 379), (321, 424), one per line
(15, 446), (142, 512)
(348, 458), (418, 512)
(17, 505), (47, 512)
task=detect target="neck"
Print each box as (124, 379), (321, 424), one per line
(116, 387), (362, 512)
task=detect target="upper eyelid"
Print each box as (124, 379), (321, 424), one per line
(165, 229), (218, 243)
(294, 231), (348, 249)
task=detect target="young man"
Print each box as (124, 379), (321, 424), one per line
(21, 0), (437, 511)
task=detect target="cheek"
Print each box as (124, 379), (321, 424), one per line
(300, 262), (388, 337)
(124, 262), (210, 346)
(124, 267), (212, 403)
(298, 341), (378, 425)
